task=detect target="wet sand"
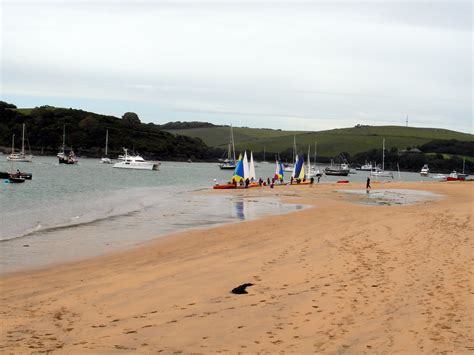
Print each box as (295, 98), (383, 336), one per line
(1, 181), (473, 353)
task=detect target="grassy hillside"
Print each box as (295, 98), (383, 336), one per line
(167, 125), (473, 158)
(166, 126), (304, 147)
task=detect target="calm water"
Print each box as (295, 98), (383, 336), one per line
(0, 157), (435, 273)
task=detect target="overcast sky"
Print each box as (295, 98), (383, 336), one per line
(1, 0), (472, 133)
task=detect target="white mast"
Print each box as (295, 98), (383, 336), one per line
(231, 125), (236, 162)
(21, 123), (25, 155)
(382, 138), (385, 172)
(62, 125), (66, 153)
(105, 129), (109, 156)
(314, 141), (317, 165)
(293, 136), (297, 164)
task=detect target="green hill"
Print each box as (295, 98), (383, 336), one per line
(167, 125), (473, 158)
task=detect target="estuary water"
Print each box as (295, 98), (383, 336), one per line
(0, 157), (435, 273)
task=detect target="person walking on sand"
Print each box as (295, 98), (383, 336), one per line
(366, 177), (371, 193)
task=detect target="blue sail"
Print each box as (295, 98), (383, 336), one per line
(293, 154), (305, 179)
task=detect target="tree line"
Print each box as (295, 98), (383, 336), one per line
(0, 102), (224, 161)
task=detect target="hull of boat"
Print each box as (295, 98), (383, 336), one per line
(447, 176), (465, 181)
(7, 156), (33, 162)
(113, 162), (159, 170)
(101, 158), (112, 164)
(370, 172), (393, 178)
(8, 177), (26, 183)
(219, 165), (236, 170)
(1, 172), (32, 179)
(59, 158), (78, 164)
(324, 169), (350, 176)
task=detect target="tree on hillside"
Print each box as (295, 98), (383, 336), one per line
(122, 112), (141, 125)
(0, 101), (17, 109)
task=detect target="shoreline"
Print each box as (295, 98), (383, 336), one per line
(1, 181), (472, 353)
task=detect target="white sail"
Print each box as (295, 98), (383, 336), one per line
(243, 151), (250, 179)
(291, 155), (299, 178)
(249, 151), (256, 180)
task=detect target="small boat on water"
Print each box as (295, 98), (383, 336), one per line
(356, 162), (373, 171)
(100, 129), (112, 164)
(370, 139), (393, 179)
(447, 158), (469, 181)
(420, 164), (430, 176)
(324, 162), (350, 176)
(8, 176), (26, 183)
(447, 171), (467, 181)
(7, 124), (33, 162)
(57, 125), (79, 164)
(219, 125), (237, 170)
(113, 148), (159, 170)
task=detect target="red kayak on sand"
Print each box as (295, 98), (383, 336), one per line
(337, 180), (350, 184)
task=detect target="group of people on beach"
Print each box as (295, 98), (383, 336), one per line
(221, 175), (322, 189)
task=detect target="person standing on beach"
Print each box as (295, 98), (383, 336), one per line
(366, 177), (371, 193)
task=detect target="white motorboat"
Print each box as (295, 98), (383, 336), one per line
(7, 124), (33, 162)
(113, 148), (159, 170)
(356, 162), (373, 171)
(420, 164), (430, 176)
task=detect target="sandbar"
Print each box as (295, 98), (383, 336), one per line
(0, 181), (472, 353)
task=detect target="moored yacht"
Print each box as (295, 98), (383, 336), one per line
(356, 162), (373, 171)
(113, 148), (159, 170)
(420, 164), (430, 176)
(7, 124), (33, 162)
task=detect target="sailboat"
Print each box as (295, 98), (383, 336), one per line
(370, 138), (393, 178)
(283, 136), (297, 172)
(100, 129), (112, 164)
(305, 144), (322, 178)
(249, 151), (256, 181)
(274, 159), (284, 181)
(7, 124), (33, 162)
(448, 157), (469, 181)
(291, 154), (306, 183)
(219, 125), (237, 170)
(57, 125), (78, 164)
(3, 134), (31, 183)
(213, 151), (260, 189)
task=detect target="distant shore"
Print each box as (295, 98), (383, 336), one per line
(0, 181), (472, 353)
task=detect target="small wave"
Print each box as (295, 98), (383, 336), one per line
(0, 206), (146, 243)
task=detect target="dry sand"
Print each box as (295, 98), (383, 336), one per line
(1, 181), (473, 353)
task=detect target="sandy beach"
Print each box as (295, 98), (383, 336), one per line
(1, 181), (473, 353)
